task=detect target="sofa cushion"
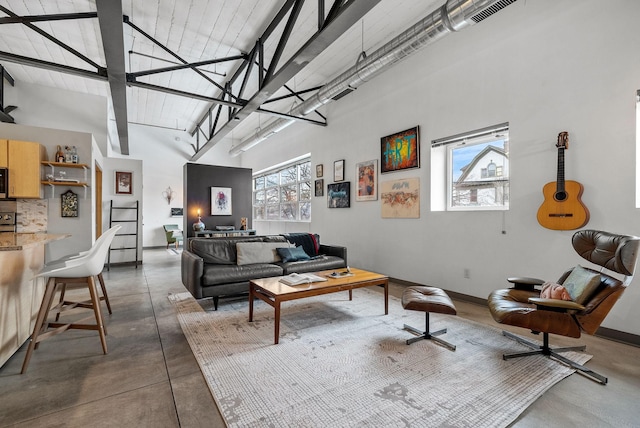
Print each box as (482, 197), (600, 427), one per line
(202, 263), (284, 286)
(236, 242), (293, 265)
(276, 246), (311, 263)
(281, 255), (346, 275)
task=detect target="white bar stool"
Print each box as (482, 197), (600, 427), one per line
(21, 226), (120, 373)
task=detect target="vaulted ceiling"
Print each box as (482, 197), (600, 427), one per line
(0, 0), (495, 158)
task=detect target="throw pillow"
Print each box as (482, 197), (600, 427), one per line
(236, 242), (293, 265)
(540, 282), (572, 301)
(562, 265), (602, 305)
(277, 246), (311, 263)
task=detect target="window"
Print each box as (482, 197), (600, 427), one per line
(432, 123), (509, 211)
(253, 157), (311, 221)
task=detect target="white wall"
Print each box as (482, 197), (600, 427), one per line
(7, 82), (109, 156)
(239, 0), (640, 335)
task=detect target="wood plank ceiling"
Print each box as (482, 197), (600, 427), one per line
(0, 0), (441, 156)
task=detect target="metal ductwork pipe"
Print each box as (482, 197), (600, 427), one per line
(230, 0), (517, 156)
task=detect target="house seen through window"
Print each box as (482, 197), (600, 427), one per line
(253, 156), (312, 221)
(431, 123), (509, 211)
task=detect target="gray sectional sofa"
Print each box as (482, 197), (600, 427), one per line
(181, 234), (347, 309)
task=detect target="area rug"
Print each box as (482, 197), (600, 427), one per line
(168, 288), (591, 427)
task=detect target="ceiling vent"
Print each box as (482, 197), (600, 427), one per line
(331, 86), (356, 101)
(471, 0), (518, 23)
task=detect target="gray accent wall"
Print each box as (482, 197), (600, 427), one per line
(183, 163), (252, 238)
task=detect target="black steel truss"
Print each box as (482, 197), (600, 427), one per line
(0, 0), (381, 157)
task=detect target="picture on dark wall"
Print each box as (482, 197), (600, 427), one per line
(61, 189), (79, 217)
(211, 187), (232, 215)
(380, 126), (420, 173)
(315, 179), (324, 197)
(327, 182), (350, 208)
(356, 160), (378, 201)
(115, 171), (132, 194)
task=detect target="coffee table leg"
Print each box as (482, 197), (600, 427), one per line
(384, 279), (389, 315)
(274, 299), (280, 344)
(249, 283), (254, 322)
(349, 290), (352, 301)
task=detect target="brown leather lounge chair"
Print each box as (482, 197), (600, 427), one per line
(487, 229), (640, 384)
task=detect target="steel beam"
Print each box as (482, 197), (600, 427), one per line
(127, 81), (245, 108)
(96, 0), (129, 155)
(190, 0), (382, 161)
(0, 50), (107, 79)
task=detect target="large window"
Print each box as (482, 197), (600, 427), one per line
(253, 157), (312, 221)
(432, 123), (509, 211)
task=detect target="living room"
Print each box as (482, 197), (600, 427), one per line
(1, 0), (640, 426)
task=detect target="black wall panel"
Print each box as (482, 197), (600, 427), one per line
(183, 163), (252, 237)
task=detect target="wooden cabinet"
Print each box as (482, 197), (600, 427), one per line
(0, 139), (7, 167)
(3, 139), (46, 198)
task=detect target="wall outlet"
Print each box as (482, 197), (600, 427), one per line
(464, 268), (470, 279)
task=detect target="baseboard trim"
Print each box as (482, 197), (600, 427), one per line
(390, 277), (640, 348)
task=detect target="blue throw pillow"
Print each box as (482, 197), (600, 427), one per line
(277, 246), (310, 263)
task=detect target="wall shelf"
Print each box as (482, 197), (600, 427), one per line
(41, 161), (90, 198)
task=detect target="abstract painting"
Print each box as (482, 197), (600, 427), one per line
(356, 160), (378, 201)
(211, 187), (232, 215)
(381, 177), (420, 218)
(380, 126), (420, 173)
(327, 182), (350, 208)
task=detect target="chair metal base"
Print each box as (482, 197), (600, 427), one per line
(403, 312), (456, 351)
(501, 330), (607, 385)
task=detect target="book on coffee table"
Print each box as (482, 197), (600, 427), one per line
(279, 273), (328, 285)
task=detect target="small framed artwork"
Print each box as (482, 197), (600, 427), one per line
(115, 171), (133, 195)
(381, 126), (420, 173)
(316, 164), (324, 178)
(315, 179), (324, 197)
(171, 208), (183, 217)
(334, 159), (345, 182)
(211, 187), (232, 215)
(327, 182), (350, 208)
(61, 190), (79, 217)
(356, 160), (378, 201)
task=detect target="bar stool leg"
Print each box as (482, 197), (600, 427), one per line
(96, 272), (112, 315)
(22, 277), (58, 373)
(87, 275), (108, 354)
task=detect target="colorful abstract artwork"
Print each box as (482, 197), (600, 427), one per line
(380, 177), (420, 218)
(211, 187), (232, 215)
(380, 126), (420, 173)
(356, 160), (378, 201)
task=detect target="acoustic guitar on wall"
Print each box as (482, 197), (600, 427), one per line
(536, 131), (590, 230)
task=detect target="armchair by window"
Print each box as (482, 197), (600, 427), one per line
(163, 224), (183, 249)
(487, 229), (640, 384)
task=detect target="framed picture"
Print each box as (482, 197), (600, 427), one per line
(356, 160), (378, 201)
(380, 126), (420, 173)
(327, 182), (350, 208)
(171, 208), (183, 217)
(61, 189), (79, 217)
(315, 179), (324, 197)
(334, 159), (345, 181)
(115, 171), (132, 194)
(211, 187), (232, 215)
(316, 164), (324, 178)
(380, 177), (420, 218)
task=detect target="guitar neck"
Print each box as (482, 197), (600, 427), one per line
(556, 146), (565, 192)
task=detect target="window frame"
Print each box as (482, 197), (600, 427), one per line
(252, 157), (312, 222)
(434, 123), (510, 212)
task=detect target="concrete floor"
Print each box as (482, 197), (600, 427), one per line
(1, 247), (639, 427)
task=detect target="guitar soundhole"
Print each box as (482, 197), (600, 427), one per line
(554, 191), (567, 202)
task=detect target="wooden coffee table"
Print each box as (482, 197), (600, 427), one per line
(249, 268), (389, 344)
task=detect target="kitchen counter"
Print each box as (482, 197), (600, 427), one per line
(0, 232), (70, 251)
(0, 232), (70, 368)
